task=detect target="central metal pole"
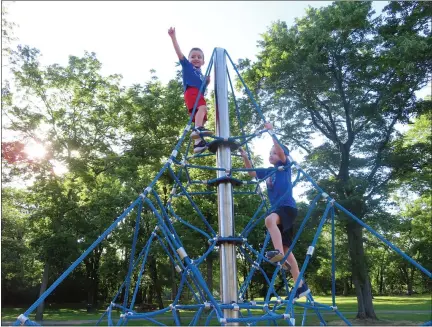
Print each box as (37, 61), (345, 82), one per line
(214, 48), (238, 324)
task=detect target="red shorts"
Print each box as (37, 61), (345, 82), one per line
(184, 87), (207, 123)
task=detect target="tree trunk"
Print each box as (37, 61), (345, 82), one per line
(346, 222), (377, 320)
(379, 264), (384, 295)
(343, 277), (349, 296)
(242, 261), (249, 300)
(171, 265), (178, 301)
(206, 252), (214, 294)
(85, 245), (102, 312)
(407, 279), (413, 295)
(35, 262), (49, 322)
(149, 256), (164, 309)
(409, 268), (415, 294)
(142, 286), (148, 303)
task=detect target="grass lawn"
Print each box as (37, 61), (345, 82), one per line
(2, 294), (430, 326)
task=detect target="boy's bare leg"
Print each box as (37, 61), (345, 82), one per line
(283, 245), (303, 288)
(193, 105), (209, 144)
(265, 213), (284, 254)
(194, 105), (208, 128)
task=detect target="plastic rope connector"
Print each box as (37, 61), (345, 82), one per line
(232, 303), (239, 311)
(204, 301), (211, 309)
(176, 247), (188, 259)
(225, 168), (231, 175)
(175, 265), (182, 273)
(252, 261), (260, 269)
(171, 150), (178, 157)
(290, 318), (295, 325)
(329, 198), (336, 206)
(277, 166), (284, 171)
(322, 192), (329, 199)
(139, 193), (146, 200)
(250, 301), (256, 306)
(185, 125), (191, 131)
(307, 246), (315, 256)
(219, 318), (227, 324)
(331, 305), (338, 311)
(166, 158), (173, 164)
(283, 314), (290, 320)
(120, 312), (133, 318)
(277, 297), (282, 304)
(17, 314), (28, 324)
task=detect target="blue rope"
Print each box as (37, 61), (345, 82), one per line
(123, 201), (143, 310)
(129, 232), (156, 311)
(285, 202), (333, 313)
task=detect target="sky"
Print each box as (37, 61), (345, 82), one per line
(4, 1), (430, 197)
(6, 1), (339, 86)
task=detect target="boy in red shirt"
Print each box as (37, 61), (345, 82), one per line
(168, 27), (212, 154)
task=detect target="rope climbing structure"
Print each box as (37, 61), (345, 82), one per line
(14, 48), (432, 327)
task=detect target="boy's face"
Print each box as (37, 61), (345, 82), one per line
(188, 50), (204, 68)
(269, 147), (281, 165)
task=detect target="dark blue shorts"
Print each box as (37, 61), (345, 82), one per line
(272, 206), (298, 247)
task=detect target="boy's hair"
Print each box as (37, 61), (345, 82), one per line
(271, 144), (290, 155)
(189, 47), (204, 60)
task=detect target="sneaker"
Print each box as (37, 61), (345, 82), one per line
(293, 281), (310, 301)
(193, 140), (208, 154)
(191, 126), (213, 139)
(265, 250), (284, 263)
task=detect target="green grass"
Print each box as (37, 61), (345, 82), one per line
(2, 295), (431, 326)
(1, 307), (105, 321)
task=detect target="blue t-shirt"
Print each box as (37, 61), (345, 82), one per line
(255, 157), (296, 209)
(180, 56), (206, 92)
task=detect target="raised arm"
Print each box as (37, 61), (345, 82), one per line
(239, 148), (257, 177)
(265, 122), (287, 164)
(168, 27), (185, 60)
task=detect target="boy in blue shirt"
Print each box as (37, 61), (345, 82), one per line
(239, 122), (310, 300)
(168, 27), (212, 154)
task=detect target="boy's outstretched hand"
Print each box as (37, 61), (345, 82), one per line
(168, 27), (176, 38)
(264, 122), (273, 130)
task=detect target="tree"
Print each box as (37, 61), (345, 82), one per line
(2, 45), (130, 313)
(386, 96), (432, 294)
(238, 1), (431, 319)
(1, 187), (42, 305)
